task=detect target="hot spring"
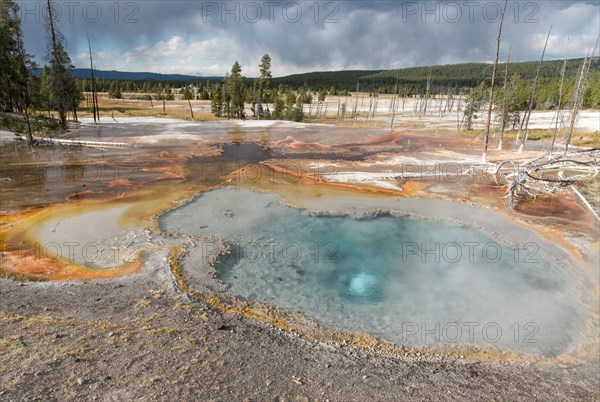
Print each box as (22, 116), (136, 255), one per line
(160, 187), (585, 357)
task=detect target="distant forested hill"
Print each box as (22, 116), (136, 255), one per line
(31, 68), (222, 82)
(273, 58), (599, 93)
(365, 59), (599, 85)
(272, 70), (383, 90)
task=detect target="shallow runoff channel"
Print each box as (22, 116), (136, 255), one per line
(159, 187), (587, 358)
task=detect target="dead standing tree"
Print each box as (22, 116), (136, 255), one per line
(564, 35), (599, 156)
(497, 44), (511, 150)
(549, 39), (569, 157)
(482, 0), (507, 163)
(45, 0), (68, 129)
(517, 26), (552, 153)
(390, 73), (399, 129)
(87, 36), (100, 123)
(420, 67), (433, 117)
(158, 72), (166, 114)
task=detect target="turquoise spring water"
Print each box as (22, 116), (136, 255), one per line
(160, 187), (584, 357)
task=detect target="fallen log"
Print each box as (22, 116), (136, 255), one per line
(16, 134), (129, 149)
(492, 149), (599, 219)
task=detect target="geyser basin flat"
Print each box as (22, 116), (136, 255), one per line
(160, 187), (585, 357)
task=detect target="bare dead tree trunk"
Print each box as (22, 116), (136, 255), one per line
(422, 68), (432, 116)
(188, 99), (194, 120)
(565, 35), (598, 156)
(158, 72), (166, 114)
(566, 59), (589, 149)
(343, 95), (348, 120)
(518, 26), (552, 153)
(483, 0), (507, 163)
(550, 39), (569, 158)
(515, 108), (528, 144)
(372, 96), (378, 120)
(87, 36), (97, 124)
(16, 34), (34, 145)
(457, 95), (461, 131)
(390, 94), (397, 129)
(94, 82), (100, 121)
(46, 0), (67, 129)
(257, 87), (262, 120)
(72, 100), (78, 122)
(498, 44), (511, 150)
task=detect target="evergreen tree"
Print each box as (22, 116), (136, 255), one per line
(210, 83), (223, 116)
(198, 88), (210, 100)
(65, 72), (83, 121)
(164, 86), (174, 101)
(318, 88), (327, 102)
(227, 62), (245, 119)
(293, 94), (304, 122)
(284, 89), (296, 120)
(257, 54), (272, 119)
(463, 81), (487, 130)
(222, 73), (231, 117)
(181, 86), (193, 100)
(0, 0), (31, 113)
(496, 73), (528, 129)
(154, 85), (163, 101)
(272, 90), (285, 119)
(38, 65), (52, 114)
(45, 0), (79, 128)
(108, 81), (122, 99)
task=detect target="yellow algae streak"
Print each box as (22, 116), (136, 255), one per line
(0, 249), (141, 281)
(0, 180), (206, 281)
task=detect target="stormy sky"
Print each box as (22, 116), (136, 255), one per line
(18, 0), (600, 77)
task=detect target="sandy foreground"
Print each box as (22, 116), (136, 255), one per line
(1, 116), (599, 400)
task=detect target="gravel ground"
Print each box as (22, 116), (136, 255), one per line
(1, 250), (598, 401)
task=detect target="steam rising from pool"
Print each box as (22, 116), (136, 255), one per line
(160, 187), (584, 357)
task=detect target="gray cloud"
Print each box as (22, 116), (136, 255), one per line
(19, 0), (600, 76)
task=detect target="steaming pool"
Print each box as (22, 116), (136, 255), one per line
(160, 187), (585, 357)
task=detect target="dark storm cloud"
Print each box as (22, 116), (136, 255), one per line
(19, 0), (600, 76)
